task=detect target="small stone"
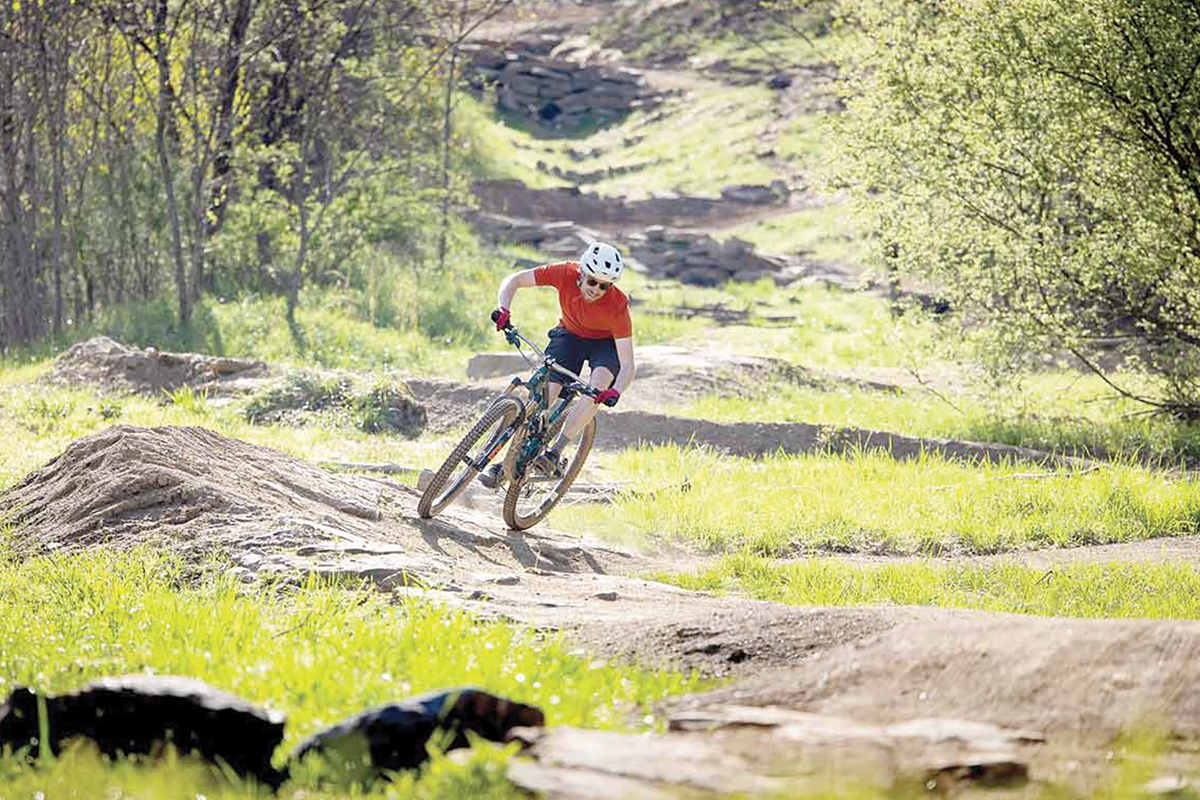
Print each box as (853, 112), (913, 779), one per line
(1143, 776), (1196, 796)
(593, 591), (619, 601)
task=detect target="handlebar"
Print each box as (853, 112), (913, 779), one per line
(490, 311), (617, 405)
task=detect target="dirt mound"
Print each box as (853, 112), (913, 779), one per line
(45, 336), (271, 396)
(406, 379), (499, 434)
(471, 180), (786, 230)
(601, 410), (1094, 468)
(0, 425), (400, 557)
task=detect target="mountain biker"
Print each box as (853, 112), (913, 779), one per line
(480, 242), (635, 487)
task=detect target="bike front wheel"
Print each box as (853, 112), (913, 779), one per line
(417, 396), (524, 519)
(502, 417), (596, 530)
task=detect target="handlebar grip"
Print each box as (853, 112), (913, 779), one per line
(490, 309), (500, 323)
(602, 395), (619, 407)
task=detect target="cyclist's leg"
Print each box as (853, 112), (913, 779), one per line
(544, 327), (586, 405)
(559, 366), (613, 442)
(558, 337), (618, 442)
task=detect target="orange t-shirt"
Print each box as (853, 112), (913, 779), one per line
(534, 261), (633, 339)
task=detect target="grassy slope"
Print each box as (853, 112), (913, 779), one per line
(552, 445), (1200, 556)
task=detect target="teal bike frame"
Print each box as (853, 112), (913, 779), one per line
(489, 318), (607, 481)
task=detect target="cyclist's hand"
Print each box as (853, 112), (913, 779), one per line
(492, 307), (511, 331)
(594, 388), (620, 407)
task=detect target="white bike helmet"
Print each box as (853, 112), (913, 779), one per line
(579, 242), (624, 283)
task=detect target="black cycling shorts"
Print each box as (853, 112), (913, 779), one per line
(544, 327), (619, 386)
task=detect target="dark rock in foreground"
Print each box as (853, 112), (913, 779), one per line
(0, 675), (285, 787)
(288, 687), (544, 781)
(0, 678), (545, 791)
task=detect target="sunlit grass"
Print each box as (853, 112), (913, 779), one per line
(674, 370), (1200, 464)
(0, 549), (704, 796)
(552, 444), (1200, 556)
(460, 78), (779, 199)
(722, 202), (864, 264)
(658, 553), (1200, 619)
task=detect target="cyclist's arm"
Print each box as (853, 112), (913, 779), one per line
(613, 337), (635, 393)
(497, 269), (538, 310)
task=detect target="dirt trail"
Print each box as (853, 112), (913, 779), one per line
(407, 369), (1097, 470)
(5, 425), (1200, 795)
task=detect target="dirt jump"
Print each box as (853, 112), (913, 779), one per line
(4, 423), (1200, 796)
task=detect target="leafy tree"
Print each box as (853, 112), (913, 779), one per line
(839, 0), (1200, 417)
(0, 0), (494, 350)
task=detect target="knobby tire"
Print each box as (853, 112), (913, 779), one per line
(417, 396), (524, 519)
(502, 417), (596, 530)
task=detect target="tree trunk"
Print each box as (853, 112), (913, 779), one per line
(207, 0), (255, 240)
(287, 128), (313, 324)
(287, 197), (308, 324)
(153, 0), (190, 327)
(437, 46), (457, 273)
(50, 70), (67, 336)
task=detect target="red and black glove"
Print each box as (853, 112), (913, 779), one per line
(492, 307), (511, 331)
(594, 388), (620, 407)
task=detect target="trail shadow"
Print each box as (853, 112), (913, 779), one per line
(411, 514), (610, 575)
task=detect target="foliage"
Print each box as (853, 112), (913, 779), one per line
(243, 370), (354, 424)
(355, 379), (424, 435)
(0, 0), (475, 348)
(838, 0), (1200, 416)
(243, 369), (425, 437)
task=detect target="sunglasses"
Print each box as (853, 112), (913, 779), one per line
(584, 277), (613, 291)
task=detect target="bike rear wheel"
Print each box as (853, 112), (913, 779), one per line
(502, 417), (596, 530)
(417, 396), (524, 519)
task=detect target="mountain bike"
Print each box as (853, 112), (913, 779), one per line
(416, 313), (617, 530)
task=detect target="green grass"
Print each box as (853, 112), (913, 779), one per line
(0, 381), (458, 493)
(460, 79), (780, 199)
(552, 445), (1200, 556)
(659, 553), (1200, 619)
(647, 283), (935, 371)
(721, 202), (864, 264)
(0, 549), (703, 796)
(675, 371), (1200, 464)
(586, 84), (779, 198)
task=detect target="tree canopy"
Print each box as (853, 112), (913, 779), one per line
(840, 0), (1200, 415)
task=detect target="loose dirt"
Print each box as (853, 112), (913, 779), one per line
(5, 425), (1200, 795)
(45, 336), (271, 397)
